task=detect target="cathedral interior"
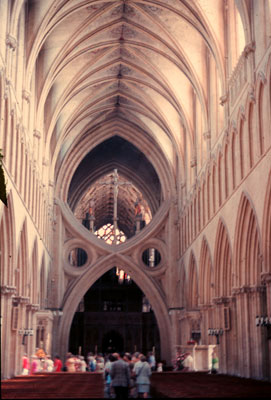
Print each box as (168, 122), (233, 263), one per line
(0, 0), (271, 382)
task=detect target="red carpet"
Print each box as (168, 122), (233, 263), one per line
(2, 371), (271, 398)
(1, 372), (104, 399)
(150, 371), (271, 398)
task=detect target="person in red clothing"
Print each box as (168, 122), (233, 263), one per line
(53, 355), (63, 372)
(22, 354), (30, 375)
(30, 355), (39, 374)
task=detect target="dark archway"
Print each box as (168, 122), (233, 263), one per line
(68, 268), (161, 359)
(102, 330), (124, 354)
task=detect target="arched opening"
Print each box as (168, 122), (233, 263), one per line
(68, 268), (161, 360)
(102, 331), (124, 354)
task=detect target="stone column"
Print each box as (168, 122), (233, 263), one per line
(261, 272), (271, 380)
(35, 310), (54, 356)
(26, 304), (40, 356)
(1, 285), (16, 379)
(211, 297), (232, 374)
(233, 285), (267, 379)
(232, 287), (251, 377)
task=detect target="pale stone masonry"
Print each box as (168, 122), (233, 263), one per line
(0, 0), (270, 381)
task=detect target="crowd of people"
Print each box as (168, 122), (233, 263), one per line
(21, 350), (158, 398)
(102, 351), (154, 399)
(21, 353), (63, 374)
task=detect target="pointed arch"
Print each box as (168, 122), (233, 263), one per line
(231, 128), (237, 190)
(218, 151), (223, 206)
(31, 239), (39, 304)
(224, 142), (229, 199)
(257, 81), (265, 156)
(58, 253), (172, 364)
(262, 170), (271, 272)
(0, 191), (16, 286)
(232, 0), (250, 49)
(212, 163), (216, 215)
(207, 168), (211, 220)
(239, 117), (245, 180)
(16, 219), (29, 297)
(214, 219), (233, 297)
(247, 101), (255, 169)
(187, 251), (199, 310)
(233, 193), (262, 287)
(201, 176), (206, 227)
(39, 254), (46, 309)
(199, 237), (213, 305)
(178, 260), (186, 309)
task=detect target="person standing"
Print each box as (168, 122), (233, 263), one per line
(133, 354), (152, 398)
(45, 355), (54, 372)
(211, 350), (219, 374)
(79, 355), (87, 372)
(182, 352), (194, 371)
(65, 353), (77, 372)
(110, 352), (130, 399)
(147, 352), (156, 371)
(30, 355), (39, 375)
(53, 355), (63, 372)
(22, 354), (30, 375)
(104, 354), (115, 398)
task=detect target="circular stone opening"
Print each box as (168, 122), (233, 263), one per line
(68, 248), (88, 267)
(142, 248), (161, 267)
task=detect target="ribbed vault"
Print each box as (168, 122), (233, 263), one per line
(68, 136), (161, 237)
(23, 0), (246, 239)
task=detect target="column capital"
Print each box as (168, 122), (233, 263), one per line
(1, 285), (17, 296)
(26, 304), (40, 311)
(232, 285), (265, 295)
(22, 89), (31, 103)
(33, 129), (41, 139)
(244, 41), (255, 58)
(6, 34), (17, 51)
(203, 131), (211, 140)
(219, 93), (228, 106)
(12, 295), (30, 305)
(212, 296), (231, 305)
(261, 272), (271, 285)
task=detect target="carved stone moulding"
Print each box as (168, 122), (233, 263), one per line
(198, 303), (213, 310)
(261, 272), (271, 285)
(1, 285), (17, 295)
(244, 41), (256, 58)
(219, 93), (228, 106)
(6, 34), (17, 51)
(186, 310), (202, 321)
(232, 285), (266, 296)
(22, 89), (31, 103)
(12, 295), (30, 305)
(26, 304), (40, 311)
(212, 296), (231, 305)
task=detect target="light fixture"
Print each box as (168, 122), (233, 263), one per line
(208, 328), (224, 344)
(19, 328), (34, 345)
(255, 315), (271, 327)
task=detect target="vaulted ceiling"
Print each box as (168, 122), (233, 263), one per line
(25, 0), (240, 236)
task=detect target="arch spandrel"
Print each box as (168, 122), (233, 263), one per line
(58, 253), (172, 364)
